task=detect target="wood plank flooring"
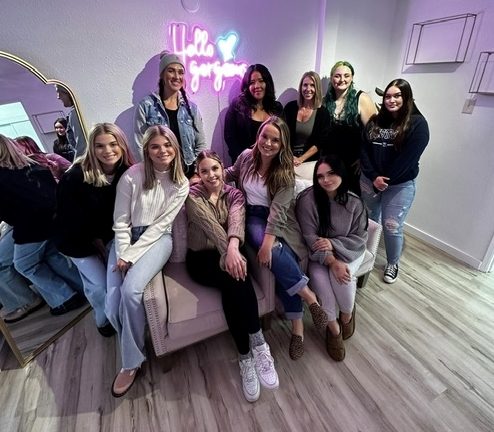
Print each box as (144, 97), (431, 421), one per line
(0, 234), (493, 432)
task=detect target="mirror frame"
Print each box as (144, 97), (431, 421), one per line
(0, 50), (89, 145)
(0, 51), (90, 368)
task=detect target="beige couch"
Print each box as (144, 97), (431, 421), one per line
(144, 184), (381, 359)
(144, 207), (275, 358)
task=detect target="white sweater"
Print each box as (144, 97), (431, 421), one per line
(113, 163), (189, 263)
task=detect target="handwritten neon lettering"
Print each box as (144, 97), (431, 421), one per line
(168, 23), (248, 92)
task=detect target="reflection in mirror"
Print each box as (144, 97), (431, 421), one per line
(0, 51), (90, 368)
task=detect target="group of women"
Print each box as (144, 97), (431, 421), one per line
(0, 50), (429, 402)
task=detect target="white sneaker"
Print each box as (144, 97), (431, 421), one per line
(252, 343), (279, 389)
(239, 357), (260, 402)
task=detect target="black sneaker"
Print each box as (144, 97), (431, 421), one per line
(383, 263), (399, 284)
(97, 322), (116, 337)
(50, 293), (87, 316)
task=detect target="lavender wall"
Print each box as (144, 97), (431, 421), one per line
(1, 0), (493, 270)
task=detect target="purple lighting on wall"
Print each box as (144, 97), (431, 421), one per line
(168, 22), (248, 93)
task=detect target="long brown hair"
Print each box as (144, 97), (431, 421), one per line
(142, 125), (186, 189)
(369, 78), (419, 151)
(81, 123), (134, 187)
(251, 116), (294, 197)
(0, 134), (33, 169)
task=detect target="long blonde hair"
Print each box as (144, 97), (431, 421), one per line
(80, 123), (134, 187)
(0, 134), (33, 169)
(251, 116), (295, 197)
(142, 125), (186, 189)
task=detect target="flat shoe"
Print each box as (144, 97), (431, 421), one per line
(308, 303), (329, 331)
(97, 322), (116, 337)
(326, 328), (345, 361)
(111, 368), (139, 398)
(289, 334), (304, 360)
(340, 307), (356, 340)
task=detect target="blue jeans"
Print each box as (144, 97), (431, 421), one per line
(246, 206), (307, 320)
(70, 240), (113, 328)
(0, 228), (38, 312)
(106, 229), (173, 370)
(360, 175), (416, 265)
(13, 240), (83, 308)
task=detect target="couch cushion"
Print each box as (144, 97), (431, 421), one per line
(164, 261), (266, 322)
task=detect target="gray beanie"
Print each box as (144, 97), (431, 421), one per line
(159, 52), (185, 76)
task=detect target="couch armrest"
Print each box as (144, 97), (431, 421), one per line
(366, 219), (382, 258)
(143, 271), (168, 357)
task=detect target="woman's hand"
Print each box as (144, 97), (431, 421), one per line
(257, 243), (273, 269)
(312, 237), (333, 252)
(293, 156), (303, 167)
(373, 176), (390, 192)
(329, 259), (351, 284)
(114, 258), (131, 275)
(92, 238), (108, 265)
(225, 247), (247, 281)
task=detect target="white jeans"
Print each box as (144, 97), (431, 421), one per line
(308, 253), (365, 321)
(105, 234), (173, 370)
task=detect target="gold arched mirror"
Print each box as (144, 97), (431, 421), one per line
(0, 51), (90, 368)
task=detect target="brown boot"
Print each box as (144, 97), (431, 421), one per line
(326, 328), (345, 361)
(340, 307), (356, 340)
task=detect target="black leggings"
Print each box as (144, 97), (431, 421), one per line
(186, 249), (261, 354)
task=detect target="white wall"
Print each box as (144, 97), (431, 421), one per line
(383, 0), (494, 269)
(2, 0), (493, 269)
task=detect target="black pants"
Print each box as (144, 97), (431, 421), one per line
(186, 249), (261, 354)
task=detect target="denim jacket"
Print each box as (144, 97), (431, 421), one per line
(133, 92), (207, 166)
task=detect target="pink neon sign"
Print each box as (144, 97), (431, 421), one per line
(168, 23), (248, 93)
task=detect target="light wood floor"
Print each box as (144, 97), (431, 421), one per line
(1, 235), (493, 432)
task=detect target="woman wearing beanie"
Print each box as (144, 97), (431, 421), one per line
(133, 51), (207, 179)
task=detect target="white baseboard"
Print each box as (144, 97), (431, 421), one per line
(404, 223), (483, 270)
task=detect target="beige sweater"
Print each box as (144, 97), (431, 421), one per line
(113, 163), (189, 263)
(186, 182), (246, 270)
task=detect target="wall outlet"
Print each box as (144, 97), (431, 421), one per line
(462, 98), (476, 114)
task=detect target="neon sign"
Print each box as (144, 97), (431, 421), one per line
(168, 23), (248, 93)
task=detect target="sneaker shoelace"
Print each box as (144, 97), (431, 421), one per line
(256, 350), (275, 374)
(240, 359), (257, 383)
(385, 264), (398, 278)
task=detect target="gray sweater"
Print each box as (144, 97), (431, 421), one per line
(296, 187), (368, 264)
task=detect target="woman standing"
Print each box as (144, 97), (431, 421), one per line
(186, 150), (278, 402)
(224, 64), (283, 163)
(134, 51), (206, 178)
(360, 78), (429, 284)
(296, 155), (368, 361)
(284, 71), (330, 166)
(107, 125), (188, 397)
(55, 123), (134, 336)
(0, 134), (84, 316)
(226, 116), (328, 361)
(53, 117), (75, 162)
(324, 61), (377, 195)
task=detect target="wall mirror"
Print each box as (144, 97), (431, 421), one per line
(0, 51), (90, 368)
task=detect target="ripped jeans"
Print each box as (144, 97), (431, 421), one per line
(360, 175), (416, 265)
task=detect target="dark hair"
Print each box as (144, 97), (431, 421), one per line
(15, 136), (43, 155)
(312, 154), (350, 236)
(54, 117), (69, 146)
(240, 64), (278, 114)
(158, 79), (198, 132)
(370, 78), (421, 150)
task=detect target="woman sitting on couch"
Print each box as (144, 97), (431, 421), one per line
(185, 150), (278, 403)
